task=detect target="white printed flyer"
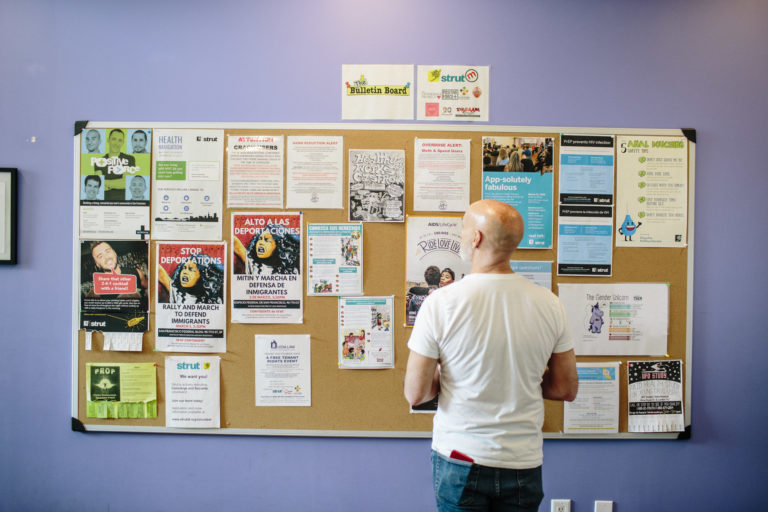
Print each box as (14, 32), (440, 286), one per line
(227, 134), (284, 209)
(628, 360), (684, 432)
(286, 136), (343, 209)
(413, 138), (470, 212)
(152, 129), (224, 240)
(307, 223), (363, 296)
(255, 335), (311, 406)
(417, 65), (489, 121)
(342, 64), (413, 120)
(155, 242), (226, 353)
(165, 356), (221, 428)
(616, 135), (688, 247)
(558, 283), (669, 356)
(564, 362), (620, 434)
(231, 212), (303, 323)
(338, 296), (394, 369)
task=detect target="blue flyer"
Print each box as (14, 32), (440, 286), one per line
(481, 136), (554, 249)
(481, 171), (553, 249)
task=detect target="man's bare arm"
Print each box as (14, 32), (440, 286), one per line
(404, 351), (440, 406)
(541, 349), (578, 401)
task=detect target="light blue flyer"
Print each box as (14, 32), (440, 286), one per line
(557, 205), (613, 276)
(509, 260), (552, 290)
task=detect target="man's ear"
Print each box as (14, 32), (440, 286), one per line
(472, 230), (482, 249)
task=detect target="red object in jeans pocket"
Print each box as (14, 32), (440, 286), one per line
(449, 450), (474, 463)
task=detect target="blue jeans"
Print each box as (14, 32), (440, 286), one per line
(431, 450), (544, 512)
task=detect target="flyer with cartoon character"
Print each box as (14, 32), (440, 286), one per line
(558, 283), (669, 356)
(616, 135), (688, 247)
(348, 149), (405, 223)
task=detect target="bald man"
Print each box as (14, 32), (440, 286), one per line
(405, 199), (577, 512)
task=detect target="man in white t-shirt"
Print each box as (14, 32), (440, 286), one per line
(405, 199), (577, 512)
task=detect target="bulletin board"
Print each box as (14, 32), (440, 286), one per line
(71, 122), (694, 439)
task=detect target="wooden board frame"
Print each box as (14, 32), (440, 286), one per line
(71, 122), (694, 439)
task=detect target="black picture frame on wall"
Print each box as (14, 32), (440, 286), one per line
(0, 168), (18, 265)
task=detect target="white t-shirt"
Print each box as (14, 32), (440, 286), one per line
(408, 273), (573, 469)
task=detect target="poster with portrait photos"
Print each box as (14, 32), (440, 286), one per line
(155, 242), (226, 353)
(405, 216), (470, 326)
(231, 212), (303, 323)
(80, 240), (149, 351)
(348, 149), (405, 222)
(79, 127), (152, 240)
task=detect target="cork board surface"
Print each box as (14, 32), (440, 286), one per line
(75, 125), (691, 436)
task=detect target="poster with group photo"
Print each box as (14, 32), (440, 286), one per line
(79, 240), (149, 351)
(307, 223), (363, 296)
(481, 136), (554, 249)
(338, 296), (394, 369)
(155, 242), (226, 353)
(152, 129), (224, 240)
(405, 216), (470, 326)
(227, 134), (284, 209)
(231, 212), (303, 323)
(348, 149), (405, 222)
(79, 127), (152, 239)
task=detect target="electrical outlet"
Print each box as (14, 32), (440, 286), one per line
(595, 500), (613, 512)
(551, 499), (571, 512)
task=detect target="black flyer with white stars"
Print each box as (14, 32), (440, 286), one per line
(627, 360), (684, 432)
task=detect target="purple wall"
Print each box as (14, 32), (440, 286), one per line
(1, 0), (766, 510)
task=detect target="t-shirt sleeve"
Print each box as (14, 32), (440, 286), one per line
(407, 294), (440, 359)
(552, 300), (574, 354)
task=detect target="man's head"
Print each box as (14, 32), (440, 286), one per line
(131, 130), (147, 153)
(424, 265), (441, 287)
(85, 130), (101, 153)
(107, 129), (125, 154)
(84, 175), (101, 200)
(91, 241), (118, 271)
(461, 200), (524, 266)
(128, 175), (147, 200)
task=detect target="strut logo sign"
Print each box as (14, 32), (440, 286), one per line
(426, 68), (479, 83)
